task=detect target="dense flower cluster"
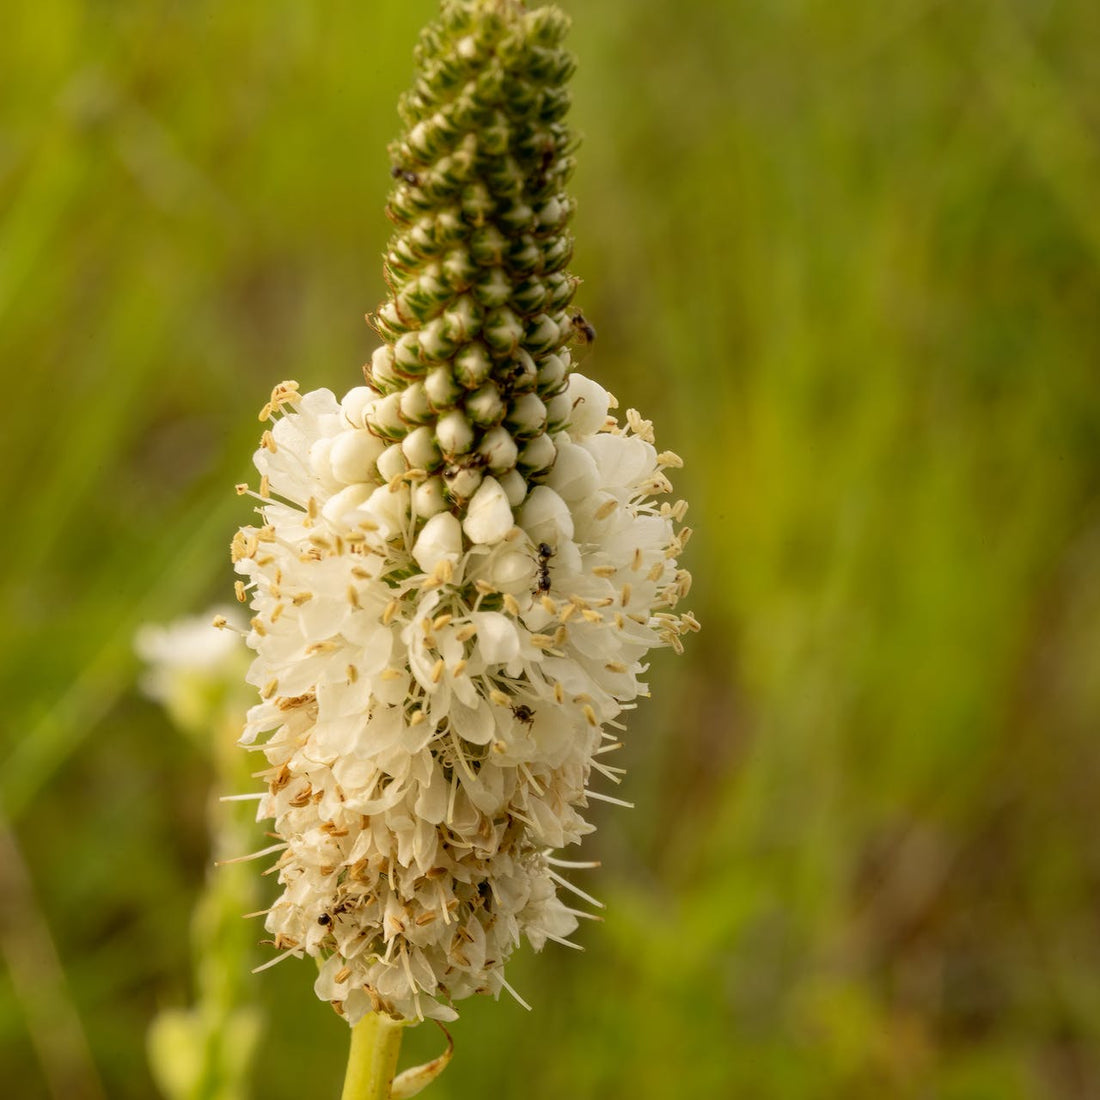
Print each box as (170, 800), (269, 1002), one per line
(231, 0), (695, 1025)
(233, 375), (693, 1022)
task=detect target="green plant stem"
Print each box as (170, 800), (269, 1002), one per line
(341, 1013), (405, 1100)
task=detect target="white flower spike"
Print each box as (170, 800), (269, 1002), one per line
(232, 0), (696, 1028)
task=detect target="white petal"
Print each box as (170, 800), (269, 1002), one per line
(478, 425), (518, 472)
(516, 484), (574, 545)
(462, 477), (514, 545)
(315, 955), (352, 1001)
(414, 764), (449, 824)
(402, 425), (441, 470)
(329, 428), (385, 485)
(364, 483), (409, 540)
(544, 439), (599, 502)
(340, 621), (395, 677)
(340, 385), (378, 428)
(498, 467), (528, 507)
(413, 476), (448, 519)
(298, 594), (350, 640)
(470, 611), (521, 664)
(377, 442), (407, 483)
(486, 548), (535, 593)
(413, 511), (464, 572)
(436, 409), (475, 455)
(309, 436), (336, 482)
(564, 373), (610, 436)
(298, 388), (340, 417)
(583, 433), (656, 490)
(321, 482), (373, 525)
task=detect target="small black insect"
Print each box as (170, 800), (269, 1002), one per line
(570, 311), (597, 346)
(317, 913), (332, 926)
(390, 164), (421, 187)
(534, 541), (554, 595)
(511, 704), (534, 726)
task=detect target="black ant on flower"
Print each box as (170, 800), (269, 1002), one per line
(534, 541), (553, 595)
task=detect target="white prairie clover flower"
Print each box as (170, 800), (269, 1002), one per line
(135, 609), (249, 739)
(232, 0), (696, 1027)
(136, 612), (262, 1100)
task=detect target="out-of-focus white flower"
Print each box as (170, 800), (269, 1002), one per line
(136, 609), (262, 1100)
(135, 609), (249, 737)
(232, 373), (695, 1023)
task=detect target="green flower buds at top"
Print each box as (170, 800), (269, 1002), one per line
(367, 0), (579, 507)
(232, 0), (696, 1027)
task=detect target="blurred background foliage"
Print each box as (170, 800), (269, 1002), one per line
(2, 0), (1099, 1096)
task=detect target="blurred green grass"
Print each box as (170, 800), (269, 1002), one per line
(2, 0), (1100, 1096)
